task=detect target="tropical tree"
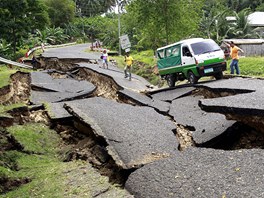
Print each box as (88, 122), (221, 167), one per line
(228, 9), (259, 38)
(75, 0), (129, 17)
(0, 0), (49, 54)
(0, 39), (12, 59)
(226, 0), (263, 12)
(44, 0), (75, 27)
(123, 0), (204, 50)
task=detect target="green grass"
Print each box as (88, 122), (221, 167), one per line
(0, 123), (69, 197)
(226, 57), (264, 77)
(0, 103), (26, 115)
(0, 66), (17, 88)
(7, 123), (60, 154)
(1, 123), (129, 197)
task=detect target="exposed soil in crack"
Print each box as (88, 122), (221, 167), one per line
(194, 87), (239, 98)
(226, 114), (264, 134)
(0, 72), (31, 105)
(75, 67), (121, 100)
(174, 125), (196, 151)
(0, 177), (31, 194)
(53, 120), (133, 186)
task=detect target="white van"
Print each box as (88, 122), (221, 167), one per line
(156, 38), (226, 87)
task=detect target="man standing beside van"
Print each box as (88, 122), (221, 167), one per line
(225, 41), (244, 75)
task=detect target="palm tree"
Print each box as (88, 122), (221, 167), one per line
(228, 9), (259, 39)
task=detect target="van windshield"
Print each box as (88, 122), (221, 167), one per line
(191, 40), (221, 55)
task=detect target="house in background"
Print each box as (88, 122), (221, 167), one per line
(221, 12), (264, 57)
(222, 39), (264, 57)
(248, 12), (264, 38)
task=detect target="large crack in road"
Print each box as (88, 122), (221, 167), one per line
(2, 53), (264, 197)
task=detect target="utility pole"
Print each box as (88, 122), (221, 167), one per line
(118, 0), (121, 55)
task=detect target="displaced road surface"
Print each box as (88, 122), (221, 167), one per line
(35, 44), (264, 197)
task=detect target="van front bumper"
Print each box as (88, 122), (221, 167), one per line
(197, 62), (227, 76)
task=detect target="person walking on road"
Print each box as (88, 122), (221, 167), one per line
(101, 49), (109, 69)
(124, 52), (134, 81)
(225, 41), (244, 75)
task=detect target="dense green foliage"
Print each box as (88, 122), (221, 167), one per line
(0, 0), (50, 54)
(44, 0), (75, 27)
(123, 0), (204, 50)
(1, 0), (264, 58)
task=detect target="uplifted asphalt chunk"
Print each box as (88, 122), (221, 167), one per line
(45, 102), (72, 121)
(196, 78), (261, 93)
(31, 71), (95, 93)
(126, 148), (264, 198)
(198, 78), (264, 133)
(30, 71), (96, 104)
(169, 95), (235, 145)
(118, 89), (170, 113)
(77, 63), (153, 92)
(149, 86), (195, 102)
(64, 97), (178, 169)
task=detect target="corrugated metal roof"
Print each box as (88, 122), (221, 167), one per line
(248, 12), (264, 27)
(223, 39), (264, 44)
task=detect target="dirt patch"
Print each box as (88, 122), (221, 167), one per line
(226, 114), (264, 134)
(174, 125), (196, 151)
(0, 128), (23, 152)
(75, 68), (121, 100)
(0, 72), (31, 105)
(194, 88), (238, 98)
(6, 106), (49, 126)
(0, 86), (12, 105)
(0, 177), (31, 194)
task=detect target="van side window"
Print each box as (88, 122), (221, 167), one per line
(166, 48), (172, 57)
(171, 46), (180, 56)
(182, 46), (192, 57)
(158, 50), (165, 59)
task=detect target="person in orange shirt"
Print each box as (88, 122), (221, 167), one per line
(225, 41), (244, 75)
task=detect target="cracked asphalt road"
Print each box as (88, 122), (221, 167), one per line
(39, 44), (264, 198)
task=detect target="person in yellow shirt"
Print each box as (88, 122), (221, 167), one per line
(124, 52), (134, 81)
(226, 41), (244, 75)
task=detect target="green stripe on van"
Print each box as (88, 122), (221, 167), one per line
(200, 58), (225, 66)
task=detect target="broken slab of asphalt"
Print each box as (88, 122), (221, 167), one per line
(125, 147), (264, 198)
(118, 89), (170, 114)
(45, 102), (72, 121)
(198, 77), (264, 133)
(195, 78), (261, 93)
(169, 95), (235, 146)
(148, 86), (195, 102)
(76, 62), (154, 93)
(64, 97), (179, 169)
(30, 71), (96, 104)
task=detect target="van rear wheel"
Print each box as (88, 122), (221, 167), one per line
(188, 71), (198, 84)
(166, 74), (176, 88)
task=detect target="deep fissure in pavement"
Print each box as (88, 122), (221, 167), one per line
(74, 67), (122, 101)
(195, 87), (264, 150)
(40, 60), (264, 152)
(54, 119), (135, 186)
(3, 58), (264, 194)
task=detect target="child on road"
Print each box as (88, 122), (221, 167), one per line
(101, 49), (109, 69)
